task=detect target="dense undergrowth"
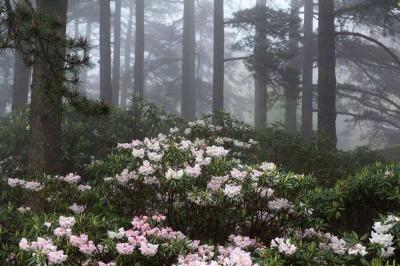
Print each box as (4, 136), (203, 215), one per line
(0, 100), (399, 265)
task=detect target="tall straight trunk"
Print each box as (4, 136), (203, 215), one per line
(212, 0), (224, 114)
(181, 0), (196, 120)
(318, 0), (337, 145)
(112, 0), (121, 105)
(133, 0), (145, 97)
(12, 51), (31, 112)
(121, 1), (134, 108)
(301, 0), (314, 138)
(254, 0), (267, 128)
(28, 0), (68, 176)
(99, 0), (112, 103)
(81, 20), (92, 89)
(284, 0), (300, 133)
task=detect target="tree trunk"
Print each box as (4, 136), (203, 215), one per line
(181, 0), (196, 120)
(12, 51), (31, 112)
(28, 0), (68, 176)
(212, 0), (224, 114)
(112, 0), (121, 106)
(284, 0), (300, 133)
(133, 0), (145, 97)
(254, 0), (267, 128)
(99, 0), (112, 103)
(318, 0), (337, 145)
(121, 1), (134, 108)
(301, 0), (314, 138)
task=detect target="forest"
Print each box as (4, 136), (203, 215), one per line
(1, 0), (400, 265)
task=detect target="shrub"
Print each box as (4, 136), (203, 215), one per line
(1, 121), (399, 265)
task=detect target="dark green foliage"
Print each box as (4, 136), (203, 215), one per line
(308, 162), (400, 233)
(255, 127), (383, 186)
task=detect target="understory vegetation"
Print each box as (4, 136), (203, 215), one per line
(1, 100), (399, 265)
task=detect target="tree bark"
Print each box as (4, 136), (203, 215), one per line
(28, 0), (68, 176)
(12, 51), (31, 112)
(133, 0), (145, 97)
(181, 0), (196, 120)
(121, 1), (134, 108)
(254, 0), (267, 128)
(112, 0), (121, 105)
(318, 0), (337, 145)
(99, 0), (112, 103)
(301, 0), (314, 138)
(212, 0), (224, 114)
(284, 0), (300, 133)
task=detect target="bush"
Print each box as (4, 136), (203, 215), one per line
(255, 127), (383, 185)
(308, 162), (400, 233)
(1, 121), (399, 265)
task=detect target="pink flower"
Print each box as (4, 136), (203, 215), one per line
(116, 243), (135, 255)
(69, 203), (85, 214)
(79, 241), (97, 255)
(185, 164), (202, 178)
(69, 234), (88, 247)
(230, 168), (247, 181)
(223, 184), (242, 198)
(63, 173), (81, 184)
(59, 216), (76, 229)
(47, 250), (67, 264)
(19, 238), (30, 251)
(54, 227), (72, 237)
(138, 161), (155, 176)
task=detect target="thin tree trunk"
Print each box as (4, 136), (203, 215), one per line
(301, 0), (314, 138)
(112, 0), (121, 106)
(99, 0), (112, 103)
(212, 0), (224, 114)
(181, 0), (196, 120)
(121, 1), (134, 108)
(284, 0), (300, 133)
(318, 0), (337, 145)
(133, 0), (145, 97)
(28, 0), (68, 176)
(12, 51), (31, 112)
(254, 0), (267, 128)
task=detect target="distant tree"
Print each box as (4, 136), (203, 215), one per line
(318, 0), (337, 145)
(212, 0), (224, 114)
(254, 0), (267, 128)
(181, 0), (196, 120)
(121, 0), (134, 108)
(133, 0), (145, 97)
(99, 0), (112, 103)
(112, 0), (122, 106)
(284, 0), (301, 133)
(301, 0), (314, 138)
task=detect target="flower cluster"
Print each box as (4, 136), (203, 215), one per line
(7, 178), (42, 191)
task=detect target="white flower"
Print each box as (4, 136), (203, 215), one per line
(132, 148), (145, 158)
(206, 146), (229, 157)
(69, 203), (85, 214)
(165, 168), (184, 180)
(370, 232), (394, 247)
(268, 198), (291, 211)
(348, 243), (367, 256)
(271, 237), (296, 255)
(260, 162), (276, 172)
(223, 184), (242, 198)
(260, 188), (274, 198)
(19, 238), (30, 251)
(63, 173), (81, 184)
(78, 184), (92, 191)
(107, 228), (125, 239)
(148, 152), (163, 162)
(139, 243), (158, 256)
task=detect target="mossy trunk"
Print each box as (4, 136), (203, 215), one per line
(27, 0), (68, 176)
(12, 51), (31, 112)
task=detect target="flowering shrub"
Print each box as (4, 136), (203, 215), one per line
(0, 118), (398, 265)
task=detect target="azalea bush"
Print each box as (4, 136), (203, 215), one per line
(1, 120), (399, 265)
